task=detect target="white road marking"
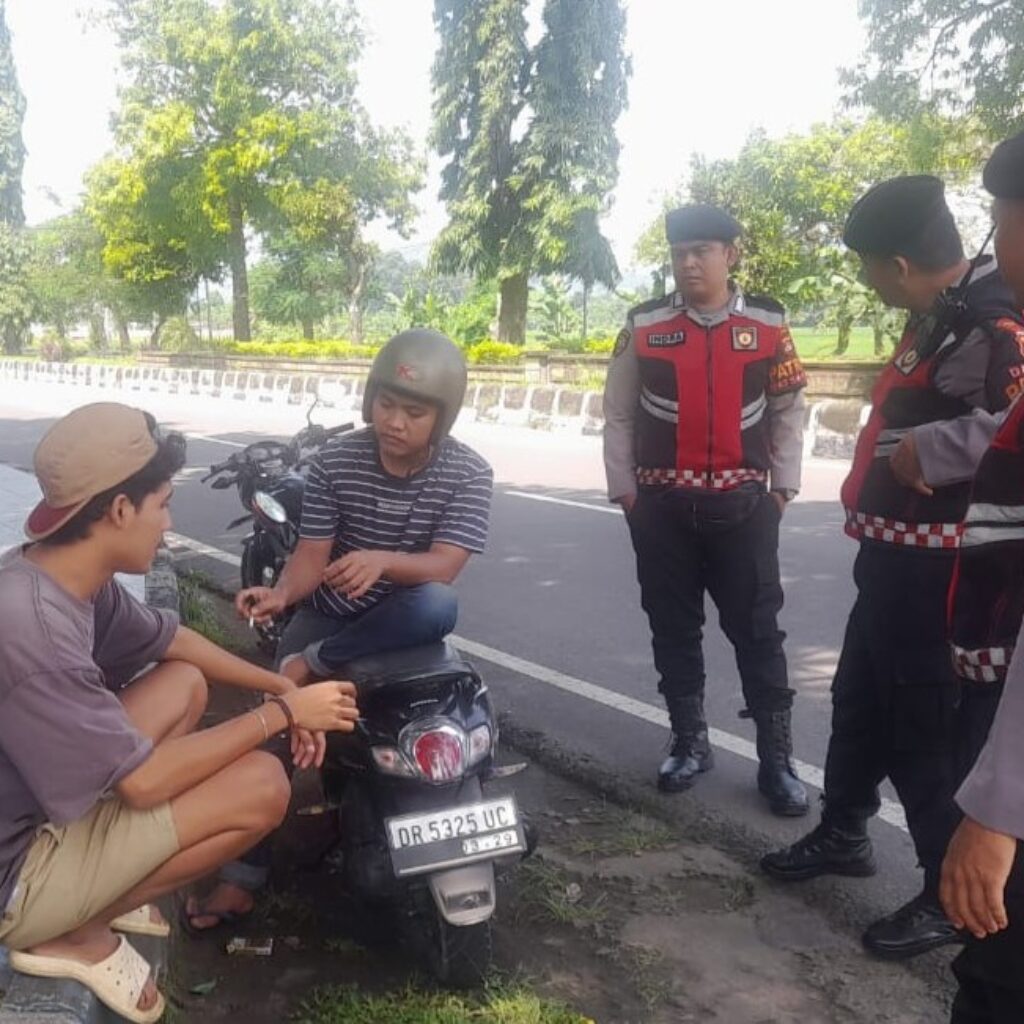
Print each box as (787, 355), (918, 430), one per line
(506, 490), (620, 515)
(165, 529), (908, 833)
(186, 432), (248, 449)
(166, 531), (243, 567)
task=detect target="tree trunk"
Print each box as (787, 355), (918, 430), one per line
(227, 196), (251, 342)
(348, 260), (368, 344)
(834, 316), (853, 356)
(582, 283), (590, 343)
(204, 278), (214, 344)
(89, 308), (107, 352)
(497, 272), (528, 345)
(2, 325), (23, 354)
(873, 322), (886, 356)
(301, 317), (315, 340)
(113, 311), (132, 352)
(150, 314), (168, 349)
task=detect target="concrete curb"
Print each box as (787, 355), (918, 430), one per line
(0, 555), (178, 1023)
(0, 359), (872, 457)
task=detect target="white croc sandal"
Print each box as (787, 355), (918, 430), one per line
(111, 905), (171, 938)
(10, 935), (165, 1024)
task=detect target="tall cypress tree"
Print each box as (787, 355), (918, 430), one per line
(0, 1), (30, 353)
(431, 0), (629, 344)
(0, 0), (25, 227)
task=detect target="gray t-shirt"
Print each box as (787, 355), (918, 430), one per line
(0, 549), (177, 912)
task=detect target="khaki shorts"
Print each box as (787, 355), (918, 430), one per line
(0, 798), (179, 950)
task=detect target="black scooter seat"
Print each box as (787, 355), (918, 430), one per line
(336, 640), (473, 693)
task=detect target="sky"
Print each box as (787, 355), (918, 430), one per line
(7, 0), (867, 273)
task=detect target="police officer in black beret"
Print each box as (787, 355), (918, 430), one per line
(763, 175), (1024, 959)
(940, 129), (1024, 1024)
(603, 203), (809, 815)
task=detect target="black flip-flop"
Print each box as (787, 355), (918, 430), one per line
(178, 900), (249, 939)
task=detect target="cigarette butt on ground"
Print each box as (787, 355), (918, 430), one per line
(226, 936), (274, 956)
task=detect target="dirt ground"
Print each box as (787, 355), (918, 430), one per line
(169, 586), (955, 1024)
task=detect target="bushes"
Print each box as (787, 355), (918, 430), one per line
(159, 316), (202, 352)
(465, 340), (523, 365)
(226, 339), (381, 360)
(37, 333), (76, 362)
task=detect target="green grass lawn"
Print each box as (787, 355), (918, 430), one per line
(790, 325), (893, 362)
(293, 986), (595, 1024)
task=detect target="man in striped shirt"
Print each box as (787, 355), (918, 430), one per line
(185, 329), (493, 932)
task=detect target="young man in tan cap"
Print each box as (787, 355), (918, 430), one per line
(0, 402), (359, 1023)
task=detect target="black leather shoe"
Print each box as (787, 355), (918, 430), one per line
(657, 741), (713, 792)
(752, 710), (809, 817)
(760, 820), (877, 881)
(862, 892), (964, 960)
(658, 695), (713, 792)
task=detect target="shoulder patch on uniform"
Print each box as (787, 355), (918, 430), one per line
(995, 317), (1024, 360)
(628, 294), (672, 318)
(744, 294), (786, 316)
(613, 328), (631, 357)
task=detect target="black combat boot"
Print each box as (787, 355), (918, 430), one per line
(760, 814), (877, 881)
(752, 709), (809, 817)
(861, 891), (964, 960)
(658, 695), (713, 792)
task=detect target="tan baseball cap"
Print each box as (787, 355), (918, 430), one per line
(25, 402), (159, 541)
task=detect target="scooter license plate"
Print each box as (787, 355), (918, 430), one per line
(385, 795), (526, 877)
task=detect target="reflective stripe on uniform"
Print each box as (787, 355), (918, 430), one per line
(844, 509), (963, 549)
(637, 467), (768, 489)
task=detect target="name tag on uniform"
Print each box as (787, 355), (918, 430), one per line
(648, 330), (686, 348)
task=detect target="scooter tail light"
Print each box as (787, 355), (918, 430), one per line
(412, 729), (465, 782)
(467, 724), (492, 766)
(371, 746), (415, 778)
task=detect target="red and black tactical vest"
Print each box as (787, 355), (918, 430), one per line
(842, 261), (1024, 550)
(949, 390), (1024, 681)
(628, 290), (806, 491)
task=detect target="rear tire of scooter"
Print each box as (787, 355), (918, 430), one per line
(427, 914), (493, 990)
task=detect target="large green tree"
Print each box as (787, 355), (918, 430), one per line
(847, 1), (1024, 138)
(431, 0), (629, 344)
(99, 0), (420, 342)
(634, 117), (977, 352)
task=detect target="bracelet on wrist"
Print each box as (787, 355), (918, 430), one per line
(266, 694), (296, 733)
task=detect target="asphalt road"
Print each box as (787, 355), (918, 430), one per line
(0, 377), (929, 929)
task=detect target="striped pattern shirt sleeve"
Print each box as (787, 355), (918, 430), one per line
(299, 457), (342, 541)
(432, 463), (493, 554)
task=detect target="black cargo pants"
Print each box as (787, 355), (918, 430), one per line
(627, 484), (793, 714)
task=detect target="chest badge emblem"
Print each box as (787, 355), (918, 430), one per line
(731, 326), (758, 351)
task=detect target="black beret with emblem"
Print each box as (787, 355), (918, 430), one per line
(984, 131), (1024, 200)
(665, 204), (742, 245)
(842, 175), (957, 259)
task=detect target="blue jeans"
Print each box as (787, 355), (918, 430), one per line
(296, 583), (459, 676)
(218, 583), (459, 893)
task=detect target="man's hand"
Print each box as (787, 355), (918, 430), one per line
(940, 816), (1017, 938)
(890, 433), (934, 496)
(770, 491), (787, 517)
(618, 494), (637, 516)
(323, 550), (392, 600)
(235, 586), (287, 625)
(290, 727), (327, 770)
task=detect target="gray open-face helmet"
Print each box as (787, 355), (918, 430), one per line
(362, 329), (468, 441)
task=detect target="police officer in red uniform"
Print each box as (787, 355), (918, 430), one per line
(941, 130), (1024, 1024)
(762, 176), (1024, 960)
(603, 204), (809, 817)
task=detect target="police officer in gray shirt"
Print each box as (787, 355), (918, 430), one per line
(940, 130), (1024, 1024)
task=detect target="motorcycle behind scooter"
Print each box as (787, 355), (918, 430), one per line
(202, 407), (531, 985)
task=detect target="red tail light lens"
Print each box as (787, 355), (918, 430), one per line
(412, 730), (465, 782)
